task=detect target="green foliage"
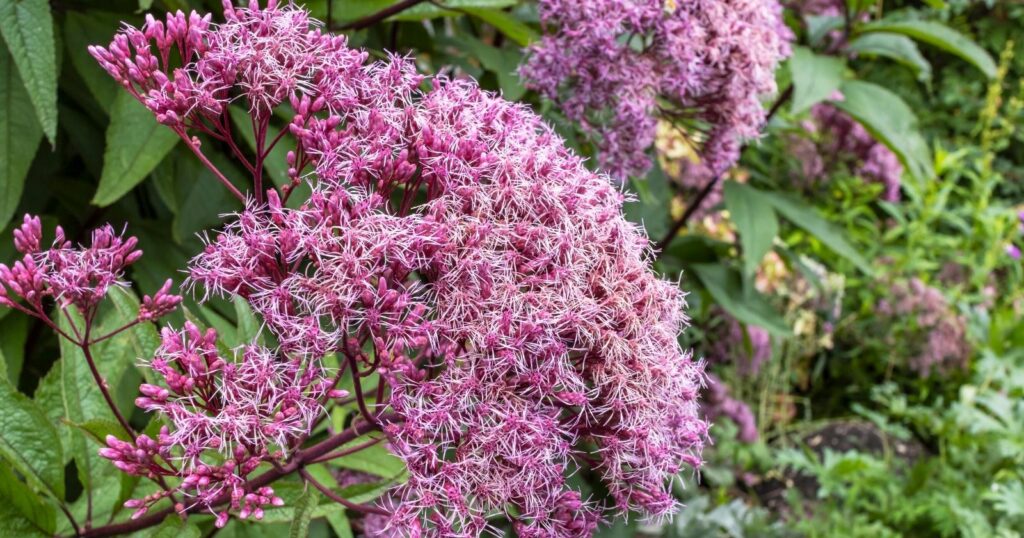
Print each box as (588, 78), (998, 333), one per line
(0, 1), (1018, 537)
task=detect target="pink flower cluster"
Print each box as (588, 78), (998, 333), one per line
(102, 322), (342, 523)
(793, 100), (903, 202)
(520, 0), (791, 180)
(0, 214), (175, 315)
(90, 1), (708, 534)
(877, 278), (969, 376)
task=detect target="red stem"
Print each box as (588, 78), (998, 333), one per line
(176, 129), (246, 202)
(298, 468), (390, 515)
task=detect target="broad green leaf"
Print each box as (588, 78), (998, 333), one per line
(326, 510), (353, 538)
(722, 181), (777, 277)
(0, 313), (27, 383)
(846, 33), (931, 81)
(691, 263), (790, 337)
(67, 418), (129, 446)
(860, 20), (996, 78)
(94, 92), (179, 206)
(0, 464), (55, 537)
(58, 294), (142, 505)
(445, 34), (525, 101)
(145, 514), (202, 538)
(805, 15), (844, 47)
(289, 487), (320, 538)
(464, 8), (538, 46)
(762, 190), (873, 274)
(833, 79), (933, 181)
(625, 163), (672, 240)
(789, 46), (846, 114)
(0, 0), (56, 143)
(327, 440), (405, 477)
(63, 11), (124, 112)
(0, 375), (64, 499)
(0, 45), (44, 231)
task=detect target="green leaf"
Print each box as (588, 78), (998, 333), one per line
(145, 514), (202, 538)
(234, 296), (262, 344)
(0, 375), (64, 499)
(0, 464), (53, 538)
(761, 190), (873, 274)
(789, 46), (846, 114)
(860, 20), (996, 78)
(57, 295), (141, 504)
(442, 34), (525, 101)
(63, 11), (123, 112)
(846, 33), (931, 81)
(0, 0), (56, 144)
(393, 0), (518, 20)
(94, 92), (179, 206)
(0, 313), (28, 383)
(0, 45), (44, 231)
(624, 163), (672, 240)
(326, 510), (353, 538)
(463, 8), (538, 46)
(66, 418), (129, 446)
(833, 79), (933, 181)
(289, 486), (320, 538)
(722, 181), (777, 277)
(691, 264), (790, 337)
(328, 439), (405, 477)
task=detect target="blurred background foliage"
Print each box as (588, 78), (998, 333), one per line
(1, 0), (1024, 536)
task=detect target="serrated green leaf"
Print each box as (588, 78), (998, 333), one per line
(0, 375), (64, 499)
(723, 181), (777, 277)
(762, 190), (873, 275)
(833, 79), (933, 181)
(860, 20), (996, 78)
(789, 46), (846, 114)
(0, 0), (57, 144)
(58, 294), (142, 504)
(0, 44), (44, 231)
(145, 514), (202, 538)
(846, 33), (931, 81)
(691, 263), (789, 337)
(0, 464), (55, 537)
(289, 486), (320, 538)
(94, 92), (179, 206)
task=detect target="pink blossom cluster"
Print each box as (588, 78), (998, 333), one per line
(0, 214), (177, 316)
(520, 0), (792, 180)
(877, 278), (969, 376)
(793, 101), (903, 202)
(90, 1), (708, 534)
(102, 322), (342, 523)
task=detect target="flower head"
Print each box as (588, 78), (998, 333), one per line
(521, 0), (791, 180)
